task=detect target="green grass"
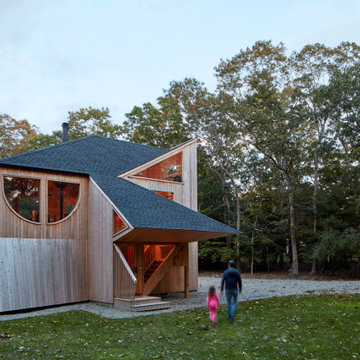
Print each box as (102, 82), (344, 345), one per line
(0, 295), (359, 359)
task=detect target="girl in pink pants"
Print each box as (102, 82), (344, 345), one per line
(207, 285), (220, 323)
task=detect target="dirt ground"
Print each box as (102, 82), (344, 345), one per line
(199, 270), (360, 281)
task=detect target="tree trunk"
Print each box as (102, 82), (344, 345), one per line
(223, 193), (232, 248)
(311, 149), (319, 275)
(343, 142), (360, 226)
(250, 201), (261, 274)
(286, 175), (298, 277)
(250, 231), (255, 274)
(235, 194), (241, 270)
(214, 170), (233, 247)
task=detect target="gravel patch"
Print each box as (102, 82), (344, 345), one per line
(1, 277), (359, 321)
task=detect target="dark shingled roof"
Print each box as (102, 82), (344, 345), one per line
(0, 135), (168, 176)
(0, 135), (239, 235)
(92, 174), (238, 233)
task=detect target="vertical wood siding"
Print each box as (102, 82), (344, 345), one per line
(126, 143), (199, 293)
(113, 246), (135, 299)
(88, 179), (114, 303)
(0, 237), (87, 312)
(0, 167), (88, 312)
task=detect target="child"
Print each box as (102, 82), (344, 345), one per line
(207, 285), (220, 323)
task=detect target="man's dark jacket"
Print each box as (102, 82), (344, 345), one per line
(221, 268), (242, 292)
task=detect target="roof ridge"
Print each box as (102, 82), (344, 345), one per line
(0, 135), (99, 161)
(104, 136), (169, 152)
(0, 134), (170, 163)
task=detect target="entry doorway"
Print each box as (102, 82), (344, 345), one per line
(118, 244), (175, 295)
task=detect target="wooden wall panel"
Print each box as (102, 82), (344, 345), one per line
(0, 238), (87, 312)
(125, 142), (199, 293)
(184, 144), (199, 291)
(0, 167), (89, 240)
(0, 167), (89, 310)
(88, 179), (114, 303)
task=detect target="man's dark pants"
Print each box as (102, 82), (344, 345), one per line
(225, 288), (238, 321)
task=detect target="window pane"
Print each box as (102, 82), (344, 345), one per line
(153, 191), (174, 200)
(135, 153), (182, 182)
(3, 176), (40, 222)
(48, 181), (79, 223)
(113, 210), (127, 235)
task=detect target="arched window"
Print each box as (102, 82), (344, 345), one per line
(135, 153), (182, 182)
(47, 181), (79, 223)
(3, 176), (40, 222)
(113, 210), (127, 235)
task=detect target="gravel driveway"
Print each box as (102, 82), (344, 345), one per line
(1, 277), (359, 321)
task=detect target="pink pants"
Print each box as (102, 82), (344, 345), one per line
(209, 307), (217, 323)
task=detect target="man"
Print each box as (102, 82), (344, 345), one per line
(221, 260), (242, 321)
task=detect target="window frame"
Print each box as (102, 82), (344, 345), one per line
(46, 179), (81, 225)
(2, 174), (42, 225)
(128, 175), (184, 185)
(130, 152), (184, 184)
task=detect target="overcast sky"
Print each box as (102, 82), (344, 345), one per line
(1, 0), (360, 134)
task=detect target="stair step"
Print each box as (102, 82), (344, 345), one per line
(134, 296), (162, 305)
(114, 296), (170, 311)
(131, 301), (170, 312)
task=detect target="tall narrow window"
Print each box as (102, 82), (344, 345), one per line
(135, 153), (182, 182)
(3, 176), (40, 222)
(113, 210), (127, 235)
(47, 181), (79, 223)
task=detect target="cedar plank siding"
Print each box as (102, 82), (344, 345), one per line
(0, 167), (88, 312)
(124, 142), (199, 293)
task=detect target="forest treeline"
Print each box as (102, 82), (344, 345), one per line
(1, 41), (360, 277)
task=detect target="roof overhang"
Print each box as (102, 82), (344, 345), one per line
(114, 227), (237, 244)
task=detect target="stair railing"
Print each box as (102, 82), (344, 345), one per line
(113, 244), (137, 304)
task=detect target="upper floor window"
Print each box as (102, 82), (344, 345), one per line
(153, 191), (174, 200)
(134, 153), (182, 182)
(3, 176), (40, 222)
(113, 210), (127, 235)
(48, 181), (79, 223)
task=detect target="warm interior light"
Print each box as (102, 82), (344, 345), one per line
(135, 153), (182, 182)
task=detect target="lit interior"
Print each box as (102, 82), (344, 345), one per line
(48, 181), (79, 223)
(134, 153), (182, 182)
(153, 191), (174, 200)
(113, 210), (127, 235)
(3, 176), (40, 222)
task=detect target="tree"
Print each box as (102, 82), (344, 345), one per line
(66, 107), (121, 140)
(327, 63), (360, 227)
(0, 114), (38, 158)
(291, 42), (360, 274)
(18, 107), (121, 153)
(216, 41), (308, 276)
(121, 78), (207, 148)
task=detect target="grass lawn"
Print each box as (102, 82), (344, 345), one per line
(0, 294), (359, 359)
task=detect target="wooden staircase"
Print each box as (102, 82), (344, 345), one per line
(143, 244), (183, 296)
(144, 260), (162, 282)
(113, 244), (185, 311)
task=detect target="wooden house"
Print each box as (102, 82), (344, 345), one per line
(0, 128), (238, 312)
